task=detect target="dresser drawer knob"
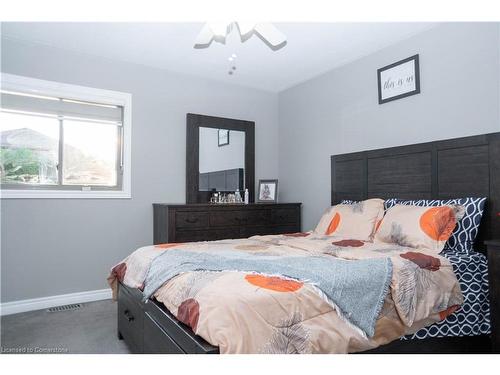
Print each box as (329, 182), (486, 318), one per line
(186, 218), (199, 224)
(124, 309), (135, 322)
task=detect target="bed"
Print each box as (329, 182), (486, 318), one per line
(109, 132), (500, 354)
(365, 249), (492, 353)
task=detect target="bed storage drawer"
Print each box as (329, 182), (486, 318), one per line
(118, 285), (144, 353)
(118, 283), (218, 354)
(145, 299), (219, 354)
(143, 312), (185, 354)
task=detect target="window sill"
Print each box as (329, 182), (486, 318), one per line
(0, 189), (131, 199)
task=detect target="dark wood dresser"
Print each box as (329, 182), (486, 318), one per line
(153, 203), (301, 244)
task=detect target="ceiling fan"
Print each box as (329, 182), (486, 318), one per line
(194, 22), (287, 51)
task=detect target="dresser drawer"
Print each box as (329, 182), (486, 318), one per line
(209, 209), (270, 227)
(271, 208), (300, 225)
(175, 228), (241, 242)
(118, 285), (144, 353)
(143, 312), (185, 354)
(175, 211), (209, 229)
(154, 203), (301, 243)
(240, 225), (300, 238)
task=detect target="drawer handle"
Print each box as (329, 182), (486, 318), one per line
(124, 309), (134, 322)
(186, 218), (199, 224)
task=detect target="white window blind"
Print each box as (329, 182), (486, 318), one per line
(1, 91), (123, 124)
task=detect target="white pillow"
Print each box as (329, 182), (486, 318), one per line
(314, 198), (385, 242)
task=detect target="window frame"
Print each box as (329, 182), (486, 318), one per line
(0, 74), (132, 199)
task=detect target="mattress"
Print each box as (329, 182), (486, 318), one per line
(402, 250), (490, 340)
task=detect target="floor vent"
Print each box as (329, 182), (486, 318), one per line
(47, 303), (82, 313)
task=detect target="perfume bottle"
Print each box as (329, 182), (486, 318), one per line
(244, 188), (249, 204)
(235, 190), (242, 203)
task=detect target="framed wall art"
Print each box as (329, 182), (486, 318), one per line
(377, 54), (420, 104)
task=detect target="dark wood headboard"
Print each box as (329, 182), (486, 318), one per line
(331, 132), (500, 251)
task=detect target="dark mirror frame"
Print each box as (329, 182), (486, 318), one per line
(186, 113), (255, 204)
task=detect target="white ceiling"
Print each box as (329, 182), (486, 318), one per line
(1, 22), (438, 92)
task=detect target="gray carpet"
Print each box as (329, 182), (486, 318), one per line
(0, 299), (130, 354)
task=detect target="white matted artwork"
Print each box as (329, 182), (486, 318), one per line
(257, 179), (278, 203)
(377, 54), (420, 104)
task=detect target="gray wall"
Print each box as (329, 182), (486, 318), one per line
(0, 36), (279, 303)
(278, 23), (500, 231)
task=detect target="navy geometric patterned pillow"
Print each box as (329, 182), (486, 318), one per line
(386, 197), (486, 253)
(340, 200), (357, 204)
(384, 198), (399, 211)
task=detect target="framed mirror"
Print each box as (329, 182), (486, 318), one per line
(186, 113), (255, 203)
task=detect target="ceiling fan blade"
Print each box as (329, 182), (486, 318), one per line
(253, 23), (287, 47)
(236, 21), (256, 37)
(194, 24), (215, 48)
(208, 22), (231, 37)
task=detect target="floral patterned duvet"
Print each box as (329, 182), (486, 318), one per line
(107, 232), (463, 354)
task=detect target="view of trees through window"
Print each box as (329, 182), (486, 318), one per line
(0, 111), (120, 188)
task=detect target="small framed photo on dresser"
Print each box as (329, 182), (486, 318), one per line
(257, 179), (278, 203)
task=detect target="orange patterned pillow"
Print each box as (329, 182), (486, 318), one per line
(374, 204), (465, 253)
(314, 198), (385, 241)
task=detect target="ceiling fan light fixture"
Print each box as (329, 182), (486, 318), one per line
(235, 21), (256, 38)
(194, 22), (286, 51)
(208, 22), (232, 37)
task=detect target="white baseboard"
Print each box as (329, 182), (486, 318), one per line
(0, 289), (112, 316)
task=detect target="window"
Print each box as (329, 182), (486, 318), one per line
(0, 74), (131, 198)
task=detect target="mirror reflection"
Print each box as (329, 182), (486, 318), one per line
(198, 127), (245, 192)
